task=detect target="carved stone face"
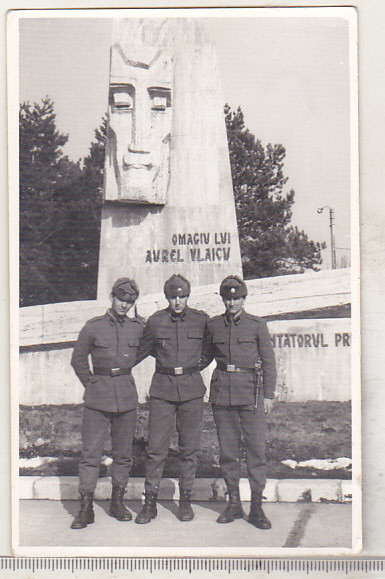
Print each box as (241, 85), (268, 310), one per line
(107, 46), (173, 203)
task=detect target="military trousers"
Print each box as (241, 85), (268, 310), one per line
(212, 402), (267, 494)
(144, 396), (204, 495)
(79, 406), (137, 493)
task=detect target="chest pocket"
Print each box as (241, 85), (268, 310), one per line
(93, 339), (109, 349)
(213, 336), (227, 344)
(127, 339), (140, 348)
(238, 336), (257, 343)
(155, 335), (169, 347)
(188, 331), (203, 340)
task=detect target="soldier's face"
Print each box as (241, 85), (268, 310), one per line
(167, 295), (188, 315)
(111, 294), (135, 318)
(223, 296), (246, 317)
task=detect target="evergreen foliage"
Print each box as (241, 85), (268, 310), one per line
(225, 104), (325, 278)
(19, 98), (104, 305)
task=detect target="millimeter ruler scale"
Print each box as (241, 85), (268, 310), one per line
(0, 558), (384, 578)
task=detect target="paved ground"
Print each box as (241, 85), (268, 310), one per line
(18, 500), (351, 549)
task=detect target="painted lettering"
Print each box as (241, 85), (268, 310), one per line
(335, 333), (350, 347)
(312, 334), (320, 347)
(161, 249), (169, 262)
(283, 334), (291, 347)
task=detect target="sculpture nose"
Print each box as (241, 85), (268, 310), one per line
(130, 86), (151, 154)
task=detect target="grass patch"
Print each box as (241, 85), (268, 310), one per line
(19, 401), (351, 479)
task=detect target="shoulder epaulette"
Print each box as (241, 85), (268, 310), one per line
(149, 308), (167, 320)
(87, 314), (106, 324)
(208, 313), (223, 323)
(130, 315), (147, 326)
(189, 307), (208, 317)
(244, 312), (264, 323)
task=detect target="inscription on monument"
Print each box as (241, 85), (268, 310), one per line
(271, 333), (351, 348)
(145, 231), (232, 263)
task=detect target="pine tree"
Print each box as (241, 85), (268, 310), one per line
(225, 104), (325, 278)
(19, 98), (74, 305)
(19, 98), (101, 305)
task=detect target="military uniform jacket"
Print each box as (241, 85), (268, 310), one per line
(71, 310), (144, 412)
(135, 306), (209, 402)
(205, 310), (277, 406)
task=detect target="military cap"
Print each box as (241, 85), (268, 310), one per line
(219, 275), (248, 299)
(164, 274), (191, 298)
(111, 277), (139, 301)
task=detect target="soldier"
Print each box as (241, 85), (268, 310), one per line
(70, 278), (144, 529)
(204, 275), (277, 529)
(134, 274), (209, 524)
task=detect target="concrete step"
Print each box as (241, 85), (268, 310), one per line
(19, 476), (353, 503)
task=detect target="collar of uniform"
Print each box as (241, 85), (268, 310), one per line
(106, 308), (127, 326)
(168, 306), (188, 322)
(224, 309), (244, 326)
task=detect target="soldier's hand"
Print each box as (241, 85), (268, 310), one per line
(263, 398), (274, 415)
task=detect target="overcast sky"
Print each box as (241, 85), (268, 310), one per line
(18, 12), (355, 268)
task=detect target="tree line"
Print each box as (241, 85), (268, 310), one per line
(19, 97), (324, 307)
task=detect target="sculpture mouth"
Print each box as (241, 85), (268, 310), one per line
(123, 162), (153, 171)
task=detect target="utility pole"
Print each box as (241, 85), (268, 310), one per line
(317, 206), (337, 269)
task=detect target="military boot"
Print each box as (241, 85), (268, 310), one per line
(135, 491), (158, 524)
(177, 489), (194, 522)
(109, 486), (132, 521)
(216, 487), (244, 524)
(248, 492), (272, 529)
(70, 491), (95, 529)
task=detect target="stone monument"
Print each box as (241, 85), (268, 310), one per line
(97, 18), (242, 298)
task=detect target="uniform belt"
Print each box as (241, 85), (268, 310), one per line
(216, 362), (256, 374)
(155, 365), (200, 376)
(93, 367), (132, 377)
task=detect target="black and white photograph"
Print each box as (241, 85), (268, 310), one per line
(9, 7), (360, 556)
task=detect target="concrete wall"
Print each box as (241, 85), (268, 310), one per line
(18, 270), (352, 405)
(19, 321), (351, 405)
(19, 269), (351, 347)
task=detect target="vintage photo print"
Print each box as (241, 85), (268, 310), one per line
(9, 7), (360, 556)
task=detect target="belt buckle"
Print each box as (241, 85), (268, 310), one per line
(226, 364), (236, 372)
(174, 367), (183, 376)
(111, 368), (120, 377)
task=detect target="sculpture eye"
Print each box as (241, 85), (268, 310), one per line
(151, 96), (167, 112)
(113, 92), (133, 111)
(149, 88), (171, 112)
(109, 85), (134, 113)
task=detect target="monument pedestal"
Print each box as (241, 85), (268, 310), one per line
(97, 18), (242, 298)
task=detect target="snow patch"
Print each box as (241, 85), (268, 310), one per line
(20, 457), (58, 468)
(281, 457), (352, 470)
